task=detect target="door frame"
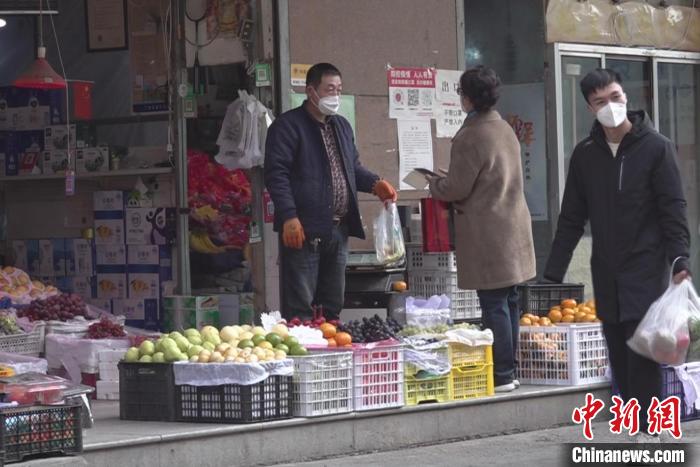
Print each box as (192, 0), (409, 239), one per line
(547, 43), (700, 227)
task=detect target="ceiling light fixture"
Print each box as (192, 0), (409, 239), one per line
(12, 0), (66, 89)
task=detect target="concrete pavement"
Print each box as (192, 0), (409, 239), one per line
(269, 420), (700, 467)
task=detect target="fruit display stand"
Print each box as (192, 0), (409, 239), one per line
(404, 345), (452, 406)
(0, 322), (45, 357)
(0, 404), (82, 464)
(291, 352), (354, 417)
(519, 282), (585, 315)
(447, 343), (494, 400)
(516, 323), (609, 386)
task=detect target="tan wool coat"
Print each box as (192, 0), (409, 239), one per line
(429, 110), (536, 290)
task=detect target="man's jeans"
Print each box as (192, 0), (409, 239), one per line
(280, 224), (348, 320)
(477, 286), (520, 386)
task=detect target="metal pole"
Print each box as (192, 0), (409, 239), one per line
(174, 0), (191, 294)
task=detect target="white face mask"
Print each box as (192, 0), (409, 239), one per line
(596, 101), (627, 128)
(313, 89), (341, 116)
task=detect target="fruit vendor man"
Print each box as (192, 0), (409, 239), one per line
(265, 63), (397, 320)
(544, 69), (691, 438)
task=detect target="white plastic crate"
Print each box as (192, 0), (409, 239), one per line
(0, 322), (45, 357)
(352, 343), (404, 411)
(96, 380), (120, 400)
(517, 323), (609, 386)
(291, 351), (354, 417)
(99, 349), (126, 363)
(406, 244), (457, 272)
(408, 270), (481, 321)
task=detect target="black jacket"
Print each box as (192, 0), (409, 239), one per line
(264, 103), (379, 240)
(544, 111), (690, 322)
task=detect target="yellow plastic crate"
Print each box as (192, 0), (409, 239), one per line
(448, 342), (492, 368)
(404, 374), (452, 406)
(449, 363), (494, 400)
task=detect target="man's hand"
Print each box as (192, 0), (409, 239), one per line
(282, 218), (305, 249)
(673, 270), (690, 284)
(373, 179), (398, 203)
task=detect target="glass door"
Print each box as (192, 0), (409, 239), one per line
(657, 62), (700, 290)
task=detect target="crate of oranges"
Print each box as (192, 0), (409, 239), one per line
(520, 298), (599, 326)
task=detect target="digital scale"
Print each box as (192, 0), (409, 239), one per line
(343, 250), (407, 314)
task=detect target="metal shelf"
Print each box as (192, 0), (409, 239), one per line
(0, 167), (174, 182)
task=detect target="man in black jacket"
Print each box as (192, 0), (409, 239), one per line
(544, 69), (691, 436)
(265, 63), (397, 321)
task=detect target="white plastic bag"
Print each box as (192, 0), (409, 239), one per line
(373, 202), (405, 265)
(627, 278), (700, 365)
(405, 295), (451, 328)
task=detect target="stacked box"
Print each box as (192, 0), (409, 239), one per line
(2, 130), (44, 175)
(66, 238), (95, 276)
(125, 207), (177, 245)
(162, 296), (220, 331)
(95, 244), (127, 300)
(94, 191), (126, 245)
(76, 146), (109, 174)
(0, 86), (63, 131)
(97, 349), (122, 400)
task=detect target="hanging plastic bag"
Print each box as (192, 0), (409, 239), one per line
(373, 202), (405, 265)
(627, 266), (700, 365)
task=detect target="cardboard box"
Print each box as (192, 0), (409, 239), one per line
(125, 189), (154, 208)
(41, 150), (74, 175)
(25, 240), (40, 275)
(126, 245), (160, 267)
(125, 208), (176, 245)
(38, 239), (66, 276)
(3, 131), (44, 176)
(66, 238), (95, 276)
(95, 244), (127, 266)
(93, 191), (125, 212)
(162, 295), (219, 332)
(76, 146), (108, 174)
(44, 124), (76, 150)
(215, 294), (240, 326)
(126, 273), (160, 300)
(3, 87), (63, 131)
(96, 274), (127, 300)
(68, 276), (96, 299)
(94, 212), (125, 245)
(11, 240), (29, 272)
(111, 298), (160, 331)
(86, 298), (112, 312)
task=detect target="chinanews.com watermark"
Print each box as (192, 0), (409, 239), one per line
(563, 393), (692, 466)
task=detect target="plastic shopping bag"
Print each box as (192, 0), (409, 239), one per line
(373, 202), (405, 265)
(627, 278), (700, 366)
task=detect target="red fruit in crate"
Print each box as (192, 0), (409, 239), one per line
(290, 317), (302, 326)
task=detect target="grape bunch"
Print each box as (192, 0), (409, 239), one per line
(18, 294), (87, 322)
(338, 315), (403, 343)
(0, 312), (21, 335)
(86, 317), (126, 339)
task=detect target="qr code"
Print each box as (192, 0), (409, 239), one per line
(420, 90), (432, 107)
(408, 89), (419, 106)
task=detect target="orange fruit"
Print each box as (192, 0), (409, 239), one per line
(520, 317), (532, 326)
(561, 299), (577, 308)
(585, 299), (596, 309)
(561, 314), (575, 323)
(574, 311), (587, 322)
(549, 305), (561, 312)
(335, 332), (352, 346)
(320, 323), (337, 338)
(539, 317), (552, 326)
(326, 337), (337, 347)
(392, 281), (407, 292)
(562, 308), (576, 316)
(583, 314), (596, 323)
(548, 309), (562, 323)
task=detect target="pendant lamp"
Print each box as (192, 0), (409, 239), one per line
(13, 0), (66, 89)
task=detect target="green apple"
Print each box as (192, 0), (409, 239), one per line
(139, 355), (153, 363)
(152, 352), (166, 363)
(187, 345), (204, 358)
(139, 340), (155, 357)
(187, 335), (203, 346)
(124, 347), (140, 362)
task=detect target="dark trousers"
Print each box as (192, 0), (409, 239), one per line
(477, 286), (520, 386)
(603, 320), (662, 432)
(280, 224), (348, 320)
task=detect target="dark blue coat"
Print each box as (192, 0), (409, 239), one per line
(264, 103), (379, 240)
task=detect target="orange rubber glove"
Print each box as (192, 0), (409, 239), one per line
(373, 179), (398, 202)
(282, 218), (305, 249)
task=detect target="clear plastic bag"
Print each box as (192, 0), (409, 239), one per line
(373, 202), (405, 265)
(628, 278), (700, 366)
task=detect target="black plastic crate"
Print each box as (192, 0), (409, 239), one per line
(0, 404), (82, 464)
(175, 375), (293, 423)
(519, 282), (585, 315)
(119, 362), (176, 422)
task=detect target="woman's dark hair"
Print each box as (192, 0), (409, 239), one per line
(580, 68), (623, 104)
(459, 66), (501, 112)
